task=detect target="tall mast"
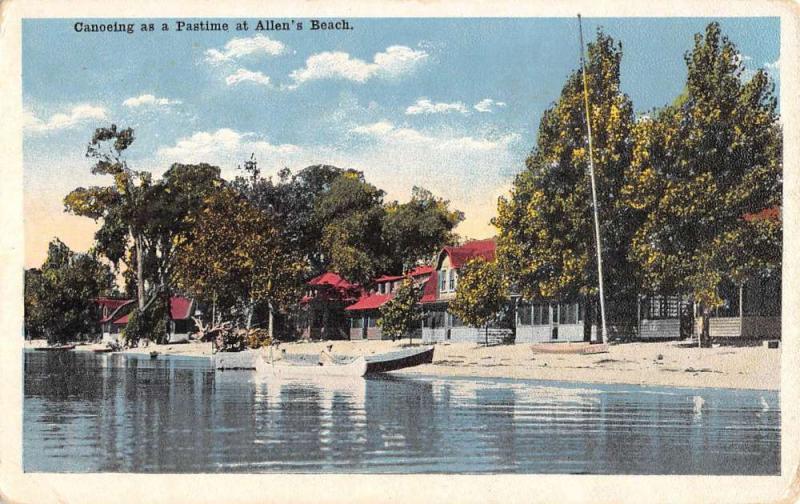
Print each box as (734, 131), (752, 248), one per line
(577, 14), (608, 345)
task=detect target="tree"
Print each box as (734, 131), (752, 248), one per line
(622, 23), (781, 346)
(494, 30), (636, 341)
(172, 187), (305, 334)
(378, 277), (424, 343)
(383, 187), (464, 271)
(64, 125), (149, 310)
(315, 171), (389, 285)
(24, 239), (114, 344)
(448, 257), (509, 346)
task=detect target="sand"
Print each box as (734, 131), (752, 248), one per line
(25, 338), (779, 390)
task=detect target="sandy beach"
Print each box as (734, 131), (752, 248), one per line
(26, 338), (779, 391)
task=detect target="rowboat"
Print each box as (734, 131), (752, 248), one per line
(33, 344), (76, 352)
(217, 345), (435, 377)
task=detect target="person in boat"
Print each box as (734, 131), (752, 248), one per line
(318, 344), (335, 366)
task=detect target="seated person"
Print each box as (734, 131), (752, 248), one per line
(318, 344), (335, 366)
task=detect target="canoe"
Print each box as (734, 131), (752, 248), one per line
(33, 344), (76, 352)
(364, 346), (434, 373)
(531, 342), (609, 355)
(256, 355), (368, 377)
(92, 347), (114, 354)
(222, 345), (435, 377)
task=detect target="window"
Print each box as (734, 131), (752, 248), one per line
(351, 317), (363, 329)
(517, 302), (532, 326)
(449, 270), (457, 291)
(367, 316), (377, 328)
(440, 270), (447, 292)
(379, 283), (385, 294)
(427, 310), (445, 328)
(449, 312), (464, 327)
(558, 302), (581, 325)
(644, 295), (680, 319)
(532, 304), (550, 325)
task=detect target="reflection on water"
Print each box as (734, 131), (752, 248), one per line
(24, 351), (780, 474)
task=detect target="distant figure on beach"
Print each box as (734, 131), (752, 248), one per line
(319, 344), (335, 366)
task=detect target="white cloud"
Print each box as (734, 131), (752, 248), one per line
(24, 104), (108, 134)
(225, 68), (272, 87)
(288, 45), (428, 87)
(405, 98), (469, 115)
(205, 35), (287, 63)
(156, 129), (301, 173)
(122, 94), (181, 108)
(350, 120), (519, 152)
(765, 58), (780, 71)
(474, 98), (507, 113)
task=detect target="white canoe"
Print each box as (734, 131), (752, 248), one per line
(255, 355), (368, 378)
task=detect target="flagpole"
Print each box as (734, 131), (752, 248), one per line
(577, 14), (608, 345)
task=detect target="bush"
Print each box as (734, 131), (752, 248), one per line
(245, 328), (272, 349)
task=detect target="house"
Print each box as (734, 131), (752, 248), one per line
(345, 266), (433, 340)
(95, 296), (197, 344)
(420, 239), (514, 344)
(297, 272), (362, 340)
(637, 207), (781, 342)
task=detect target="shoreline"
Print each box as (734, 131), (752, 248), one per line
(24, 339), (779, 391)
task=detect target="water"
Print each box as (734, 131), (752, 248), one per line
(24, 350), (780, 474)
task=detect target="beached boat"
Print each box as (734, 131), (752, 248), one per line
(33, 344), (76, 352)
(218, 346), (435, 377)
(531, 342), (609, 355)
(92, 347), (114, 354)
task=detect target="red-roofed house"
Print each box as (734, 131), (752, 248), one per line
(297, 272), (362, 340)
(95, 296), (197, 344)
(420, 239), (514, 344)
(345, 265), (433, 340)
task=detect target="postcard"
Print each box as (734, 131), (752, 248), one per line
(1, 1), (797, 503)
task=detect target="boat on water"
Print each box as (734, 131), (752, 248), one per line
(217, 346), (435, 378)
(33, 344), (76, 352)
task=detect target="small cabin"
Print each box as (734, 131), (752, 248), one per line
(95, 296), (197, 344)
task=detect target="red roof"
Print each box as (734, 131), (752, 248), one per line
(95, 297), (132, 309)
(743, 207), (780, 222)
(374, 274), (404, 283)
(103, 296), (193, 325)
(441, 238), (496, 269)
(420, 270), (439, 303)
(345, 293), (392, 311)
(308, 272), (358, 290)
(408, 265), (433, 277)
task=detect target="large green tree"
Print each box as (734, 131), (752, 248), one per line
(449, 257), (509, 346)
(173, 187), (305, 334)
(24, 239), (114, 344)
(494, 30), (636, 341)
(622, 23), (781, 345)
(383, 187), (464, 271)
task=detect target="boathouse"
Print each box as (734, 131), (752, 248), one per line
(345, 266), (432, 340)
(420, 239), (514, 344)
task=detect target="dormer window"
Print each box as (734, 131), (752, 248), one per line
(449, 270), (457, 291)
(439, 270), (447, 292)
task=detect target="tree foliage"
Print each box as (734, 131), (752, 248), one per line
(383, 187), (464, 271)
(173, 186), (305, 328)
(621, 23), (781, 343)
(24, 239), (113, 344)
(378, 278), (424, 342)
(449, 257), (509, 344)
(494, 30), (636, 334)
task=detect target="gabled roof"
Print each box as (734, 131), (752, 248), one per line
(439, 238), (496, 269)
(420, 270), (439, 303)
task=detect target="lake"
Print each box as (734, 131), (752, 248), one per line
(24, 350), (780, 474)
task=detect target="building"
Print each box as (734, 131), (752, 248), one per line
(345, 266), (432, 340)
(420, 239), (514, 344)
(95, 296), (197, 344)
(297, 272), (362, 340)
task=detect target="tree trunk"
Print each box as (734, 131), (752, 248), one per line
(583, 295), (594, 343)
(485, 324), (489, 346)
(245, 300), (254, 330)
(133, 230), (145, 310)
(700, 305), (712, 348)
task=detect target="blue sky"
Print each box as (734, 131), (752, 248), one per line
(22, 17), (780, 266)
